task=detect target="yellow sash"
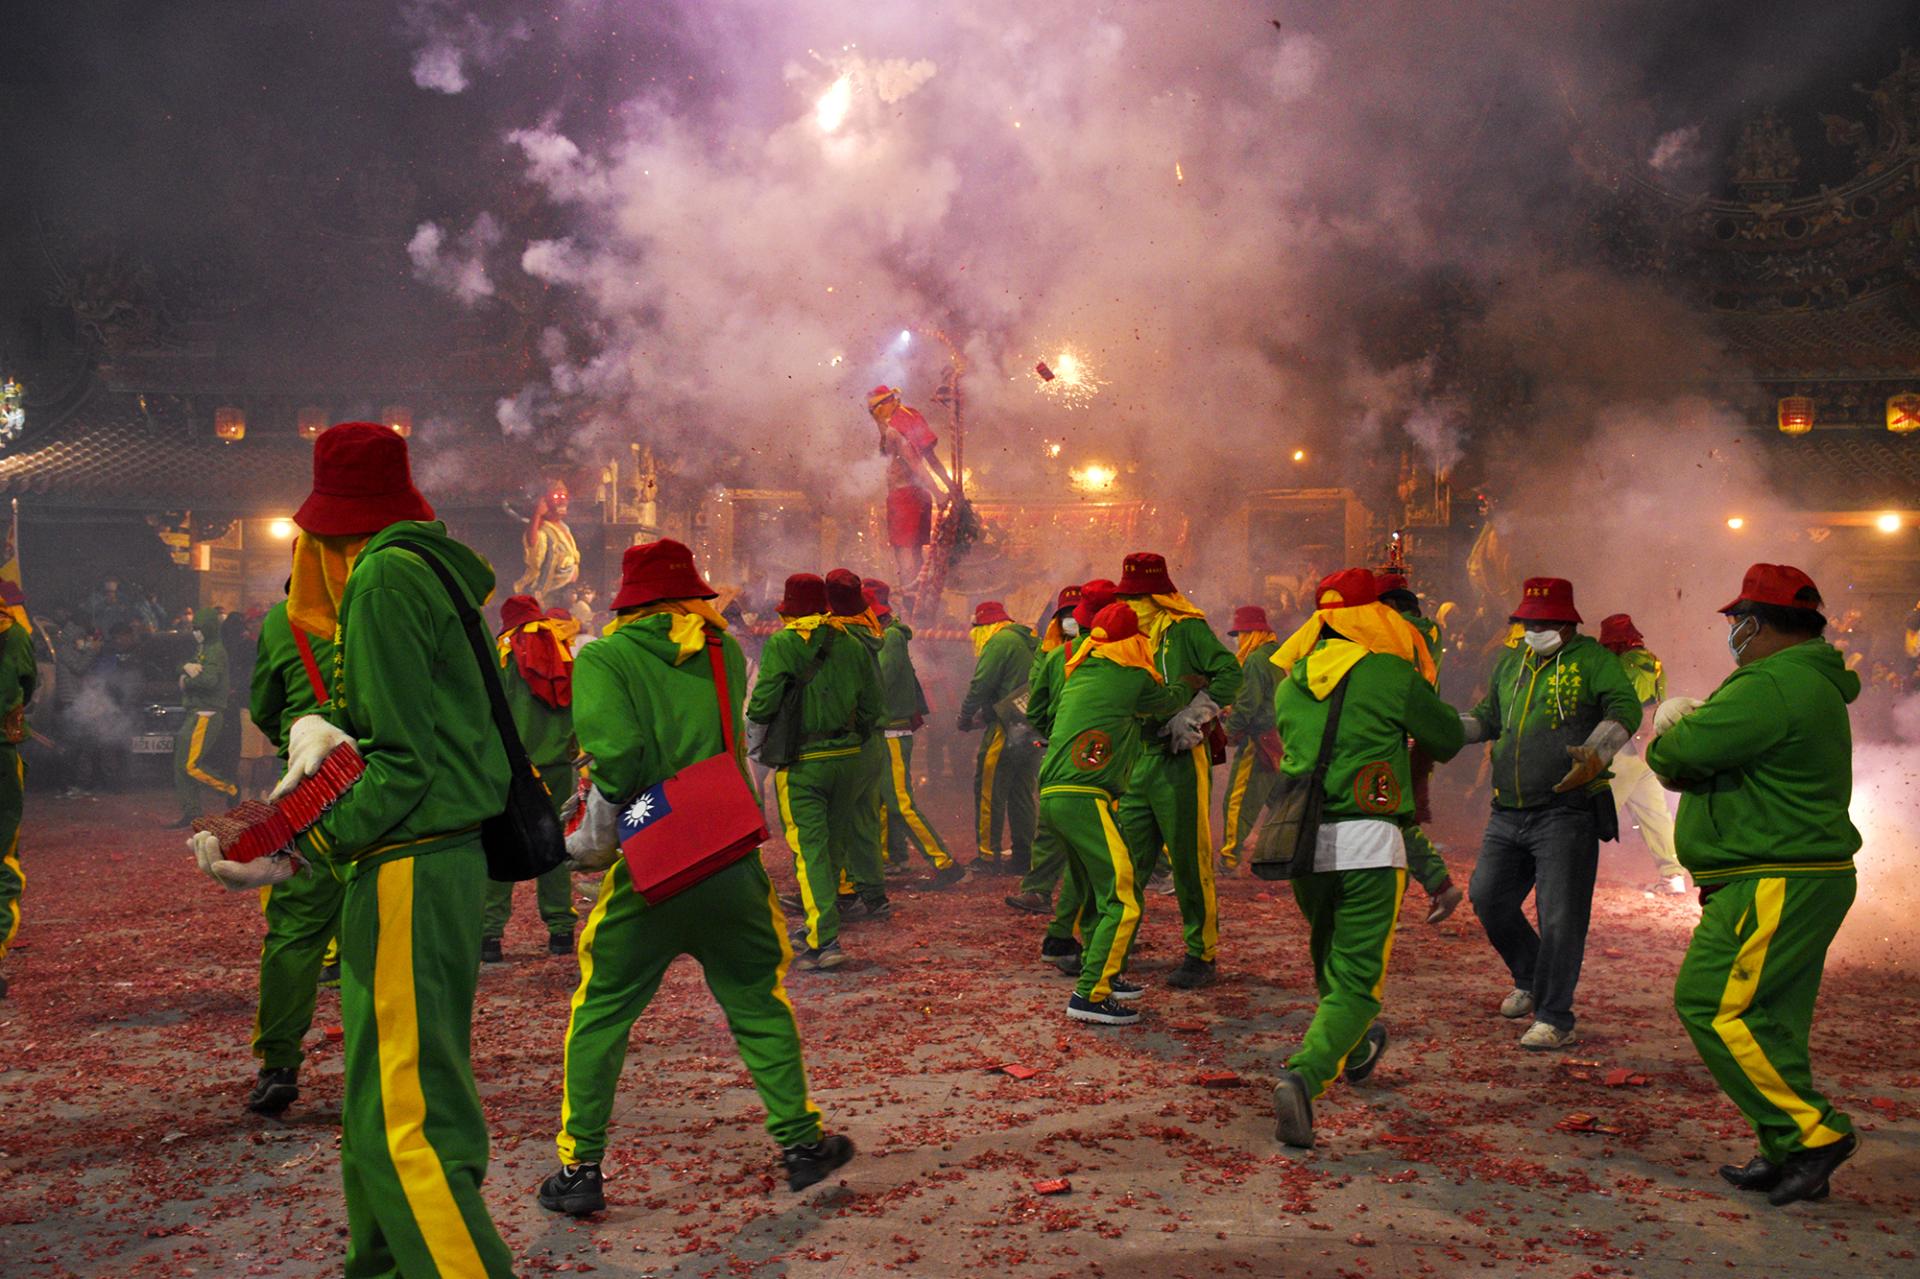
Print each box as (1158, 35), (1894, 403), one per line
(1273, 602), (1435, 697)
(1235, 629), (1278, 663)
(971, 619), (1013, 657)
(288, 532), (370, 640)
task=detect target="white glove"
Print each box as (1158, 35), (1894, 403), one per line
(1653, 697), (1706, 737)
(182, 662), (204, 679)
(272, 714), (354, 800)
(1162, 691), (1221, 752)
(565, 789), (623, 872)
(1459, 714), (1490, 745)
(191, 831), (299, 890)
(1581, 719), (1631, 765)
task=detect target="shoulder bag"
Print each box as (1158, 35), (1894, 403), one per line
(1249, 674), (1351, 882)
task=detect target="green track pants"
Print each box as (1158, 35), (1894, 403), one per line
(0, 748), (21, 961)
(1218, 743), (1279, 869)
(254, 864), (346, 1070)
(1040, 788), (1142, 1003)
(1118, 744), (1218, 963)
(174, 709), (237, 820)
(848, 738), (888, 896)
(880, 734), (955, 871)
(556, 855), (824, 1161)
(974, 725), (1040, 869)
(1287, 866), (1407, 1099)
(1674, 874), (1855, 1165)
(339, 841), (513, 1278)
(774, 748), (875, 949)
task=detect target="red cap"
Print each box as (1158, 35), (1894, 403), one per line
(825, 568), (867, 617)
(294, 422), (436, 536)
(498, 594), (544, 633)
(1073, 578), (1118, 630)
(1229, 605), (1272, 634)
(861, 576), (891, 616)
(973, 600), (1012, 626)
(1117, 551), (1175, 596)
(1598, 613), (1644, 652)
(1315, 569), (1379, 610)
(1056, 583), (1084, 612)
(612, 539), (716, 611)
(1374, 570), (1411, 596)
(867, 385), (898, 409)
(777, 573), (828, 617)
(1089, 602), (1139, 642)
(1720, 563), (1823, 614)
(1511, 577), (1582, 625)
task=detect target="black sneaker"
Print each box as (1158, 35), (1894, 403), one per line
(537, 1162), (606, 1216)
(837, 895), (869, 922)
(480, 937), (504, 964)
(1272, 1069), (1315, 1148)
(1107, 977), (1146, 1003)
(1720, 1155), (1783, 1192)
(549, 932), (574, 956)
(778, 892), (805, 915)
(317, 962), (341, 989)
(247, 1067), (300, 1116)
(1166, 957), (1217, 989)
(801, 941), (846, 971)
(856, 896), (893, 923)
(928, 863), (967, 889)
(1343, 1024), (1388, 1084)
(782, 1133), (855, 1191)
(1767, 1134), (1856, 1206)
(1066, 993), (1140, 1026)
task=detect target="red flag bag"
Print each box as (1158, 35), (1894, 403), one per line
(617, 633), (769, 904)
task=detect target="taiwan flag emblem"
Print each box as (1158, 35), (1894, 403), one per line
(619, 784), (673, 847)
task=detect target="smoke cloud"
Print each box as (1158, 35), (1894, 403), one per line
(403, 0), (531, 95)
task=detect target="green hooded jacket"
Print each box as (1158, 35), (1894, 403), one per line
(1468, 634), (1643, 809)
(249, 600), (335, 755)
(1039, 652), (1193, 799)
(1132, 615), (1242, 765)
(294, 521), (509, 869)
(1400, 610), (1444, 680)
(0, 620), (36, 728)
(499, 631), (577, 773)
(575, 614), (749, 800)
(181, 606), (230, 714)
(746, 623), (881, 758)
(877, 618), (930, 729)
(1222, 640), (1281, 740)
(961, 624), (1038, 723)
(1275, 643), (1465, 824)
(1645, 639), (1861, 883)
(1024, 640), (1069, 740)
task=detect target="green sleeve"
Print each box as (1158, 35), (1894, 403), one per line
(1645, 670), (1787, 784)
(961, 637), (1019, 720)
(1223, 652), (1274, 739)
(1403, 668), (1466, 764)
(880, 629), (921, 718)
(1174, 621), (1242, 706)
(1135, 671), (1195, 724)
(747, 630), (801, 724)
(1589, 646), (1645, 734)
(1025, 648), (1056, 737)
(249, 626), (289, 753)
(1470, 652), (1508, 739)
(574, 639), (654, 800)
(853, 638), (884, 737)
(0, 626), (34, 714)
(183, 641), (227, 699)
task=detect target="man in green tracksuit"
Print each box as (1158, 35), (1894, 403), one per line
(1040, 602), (1194, 1026)
(539, 540), (854, 1216)
(243, 595), (343, 1116)
(174, 605), (237, 824)
(1461, 577), (1642, 1051)
(1647, 563), (1860, 1207)
(481, 595), (578, 961)
(748, 573), (883, 970)
(1115, 552), (1242, 989)
(959, 600), (1041, 875)
(1218, 605), (1280, 874)
(863, 577), (964, 886)
(1006, 584), (1084, 914)
(1599, 612), (1687, 893)
(1376, 570), (1465, 924)
(193, 423), (517, 1276)
(1268, 570), (1466, 1148)
(824, 569), (893, 920)
(0, 599), (36, 1000)
(1037, 581), (1116, 972)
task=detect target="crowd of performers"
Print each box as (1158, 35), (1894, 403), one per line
(0, 419), (1870, 1274)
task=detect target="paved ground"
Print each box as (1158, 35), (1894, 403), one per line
(1, 782), (1915, 1278)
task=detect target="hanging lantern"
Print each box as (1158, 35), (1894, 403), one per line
(1887, 393), (1920, 434)
(214, 405), (246, 441)
(298, 406), (328, 441)
(1776, 396), (1814, 435)
(381, 405), (412, 438)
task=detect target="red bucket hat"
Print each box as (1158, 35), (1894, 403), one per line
(612, 539), (716, 610)
(973, 600), (1012, 626)
(777, 573), (828, 617)
(1117, 551), (1175, 596)
(861, 576), (892, 616)
(1598, 613), (1644, 653)
(1374, 570), (1411, 596)
(1511, 577), (1582, 625)
(1720, 563), (1823, 614)
(1315, 569), (1378, 610)
(294, 422), (436, 537)
(825, 568), (867, 617)
(498, 594), (544, 633)
(1089, 601), (1140, 642)
(1073, 578), (1118, 630)
(1055, 583), (1084, 614)
(1228, 605), (1272, 634)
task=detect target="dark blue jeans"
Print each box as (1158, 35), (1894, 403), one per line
(1469, 805), (1599, 1031)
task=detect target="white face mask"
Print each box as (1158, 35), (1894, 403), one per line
(1061, 618), (1080, 638)
(1522, 628), (1564, 657)
(191, 629), (204, 644)
(1727, 615), (1759, 664)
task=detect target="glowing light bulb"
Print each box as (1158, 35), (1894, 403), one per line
(815, 74), (852, 133)
(1292, 449), (1307, 463)
(1876, 512), (1903, 534)
(1726, 516), (1745, 530)
(1069, 463), (1117, 493)
(269, 518), (294, 539)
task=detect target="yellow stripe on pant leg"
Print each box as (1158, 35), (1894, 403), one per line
(0, 754), (23, 957)
(1192, 746), (1218, 961)
(1712, 877), (1850, 1150)
(556, 864), (623, 1164)
(760, 876), (823, 1127)
(889, 737), (951, 868)
(1330, 868), (1407, 1081)
(775, 770), (823, 950)
(371, 859), (488, 1277)
(976, 727), (1005, 859)
(1220, 751), (1253, 863)
(184, 714), (238, 796)
(1091, 800), (1142, 1002)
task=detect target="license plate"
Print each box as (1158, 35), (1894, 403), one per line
(130, 734), (173, 755)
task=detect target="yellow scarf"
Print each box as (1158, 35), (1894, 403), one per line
(1235, 629), (1278, 664)
(1041, 616), (1068, 654)
(1127, 593), (1207, 645)
(288, 532), (370, 640)
(609, 599), (730, 662)
(827, 609), (884, 638)
(495, 618), (579, 667)
(1063, 632), (1163, 682)
(971, 619), (1013, 657)
(1273, 602), (1436, 698)
(782, 612), (830, 640)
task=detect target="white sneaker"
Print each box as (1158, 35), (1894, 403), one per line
(1519, 1020), (1576, 1051)
(1499, 988), (1535, 1020)
(1665, 874), (1690, 895)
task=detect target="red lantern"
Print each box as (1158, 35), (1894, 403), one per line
(1887, 393), (1920, 434)
(214, 406), (246, 441)
(298, 407), (328, 441)
(1776, 396), (1814, 435)
(381, 405), (412, 438)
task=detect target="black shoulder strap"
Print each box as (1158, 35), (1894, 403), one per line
(1309, 675), (1351, 784)
(385, 539), (535, 777)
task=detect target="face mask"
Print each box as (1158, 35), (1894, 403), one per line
(191, 629), (203, 644)
(1727, 615), (1759, 663)
(1522, 629), (1563, 657)
(1061, 618), (1080, 639)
